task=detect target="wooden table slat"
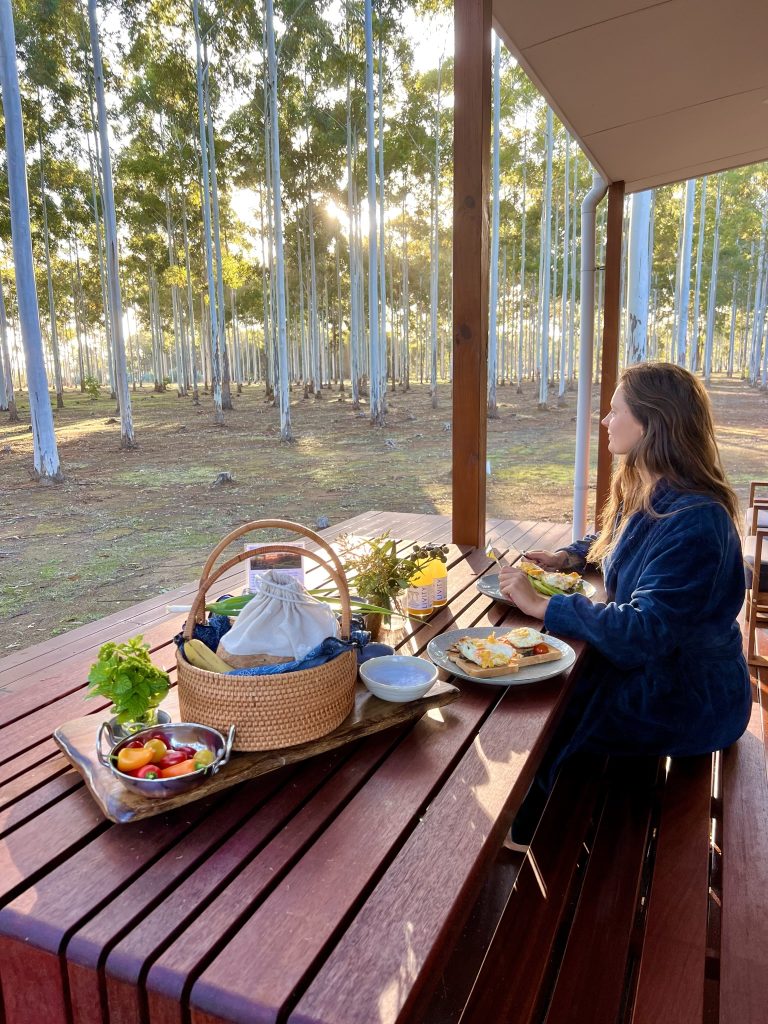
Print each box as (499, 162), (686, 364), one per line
(720, 701), (768, 1024)
(632, 755), (712, 1024)
(142, 729), (410, 1024)
(544, 758), (659, 1024)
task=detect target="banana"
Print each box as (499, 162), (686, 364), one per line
(183, 639), (233, 674)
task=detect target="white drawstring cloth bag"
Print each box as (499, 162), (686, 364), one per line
(217, 570), (339, 669)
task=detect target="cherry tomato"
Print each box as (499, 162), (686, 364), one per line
(155, 749), (188, 770)
(532, 642), (550, 655)
(193, 749), (216, 769)
(122, 739), (146, 749)
(130, 764), (161, 780)
(143, 738), (167, 763)
(174, 745), (197, 759)
(159, 759), (198, 778)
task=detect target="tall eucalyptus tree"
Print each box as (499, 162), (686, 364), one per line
(703, 175), (723, 384)
(364, 0), (383, 424)
(487, 34), (501, 418)
(0, 0), (61, 476)
(538, 106), (553, 408)
(87, 0), (135, 447)
(674, 178), (696, 366)
(626, 189), (652, 364)
(690, 176), (708, 372)
(265, 0), (293, 440)
(0, 273), (18, 419)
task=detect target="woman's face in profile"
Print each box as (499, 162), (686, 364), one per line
(602, 386), (645, 455)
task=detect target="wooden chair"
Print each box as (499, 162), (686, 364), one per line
(744, 480), (768, 667)
(746, 479), (768, 534)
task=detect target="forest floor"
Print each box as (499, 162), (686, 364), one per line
(1, 374), (766, 653)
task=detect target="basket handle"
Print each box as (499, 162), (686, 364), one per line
(199, 519), (346, 591)
(183, 542), (353, 641)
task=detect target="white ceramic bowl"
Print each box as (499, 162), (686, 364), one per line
(359, 655), (438, 702)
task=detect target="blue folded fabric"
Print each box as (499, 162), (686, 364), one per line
(226, 630), (372, 676)
(174, 610), (232, 652)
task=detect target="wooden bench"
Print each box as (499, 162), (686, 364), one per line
(421, 639), (768, 1024)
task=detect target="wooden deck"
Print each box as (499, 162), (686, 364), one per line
(0, 511), (597, 1024)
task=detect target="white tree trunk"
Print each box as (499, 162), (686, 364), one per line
(307, 195), (321, 395)
(558, 134), (570, 399)
(0, 273), (18, 419)
(265, 0), (293, 440)
(192, 0), (223, 422)
(538, 107), (554, 408)
(0, 0), (61, 476)
(88, 0), (135, 446)
(38, 131), (64, 408)
(364, 0), (382, 424)
(487, 35), (501, 417)
(690, 176), (708, 372)
(727, 276), (738, 378)
(345, 64), (360, 407)
(517, 127), (527, 391)
(674, 179), (696, 366)
(429, 60), (442, 410)
(377, 31), (388, 400)
(626, 189), (652, 365)
(703, 176), (722, 384)
(567, 147), (578, 387)
(203, 48), (232, 410)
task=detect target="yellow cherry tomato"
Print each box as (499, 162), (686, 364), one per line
(193, 749), (216, 769)
(143, 738), (167, 764)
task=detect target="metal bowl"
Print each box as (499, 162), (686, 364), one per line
(97, 721), (235, 799)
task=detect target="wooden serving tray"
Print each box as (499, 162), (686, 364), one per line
(53, 680), (460, 824)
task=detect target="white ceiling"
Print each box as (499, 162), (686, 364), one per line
(493, 0), (768, 192)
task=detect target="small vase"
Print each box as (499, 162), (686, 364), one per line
(106, 707), (171, 744)
(365, 594), (394, 642)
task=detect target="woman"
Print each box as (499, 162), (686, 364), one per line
(499, 363), (751, 835)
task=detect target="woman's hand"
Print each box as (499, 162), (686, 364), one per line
(498, 567), (550, 619)
(523, 549), (567, 571)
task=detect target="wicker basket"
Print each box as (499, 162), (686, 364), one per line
(177, 520), (357, 752)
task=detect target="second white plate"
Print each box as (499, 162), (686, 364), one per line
(476, 572), (596, 604)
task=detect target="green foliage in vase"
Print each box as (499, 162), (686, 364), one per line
(87, 635), (170, 723)
(338, 532), (428, 603)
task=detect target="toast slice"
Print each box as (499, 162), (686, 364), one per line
(446, 642), (562, 679)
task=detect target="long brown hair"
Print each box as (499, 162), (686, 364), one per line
(589, 362), (739, 563)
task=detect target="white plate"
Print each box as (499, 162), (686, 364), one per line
(476, 572), (596, 604)
(427, 627), (576, 686)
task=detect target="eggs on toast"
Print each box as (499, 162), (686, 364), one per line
(447, 628), (563, 679)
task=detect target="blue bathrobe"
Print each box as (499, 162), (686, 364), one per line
(541, 481), (751, 778)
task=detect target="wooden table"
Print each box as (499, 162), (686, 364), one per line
(0, 511), (597, 1024)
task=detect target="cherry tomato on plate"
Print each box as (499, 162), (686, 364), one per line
(532, 642), (551, 655)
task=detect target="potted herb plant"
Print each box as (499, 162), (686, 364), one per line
(87, 635), (171, 739)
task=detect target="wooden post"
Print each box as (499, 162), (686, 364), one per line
(594, 180), (625, 528)
(452, 0), (492, 548)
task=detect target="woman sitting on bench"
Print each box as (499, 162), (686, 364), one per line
(500, 362), (751, 842)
